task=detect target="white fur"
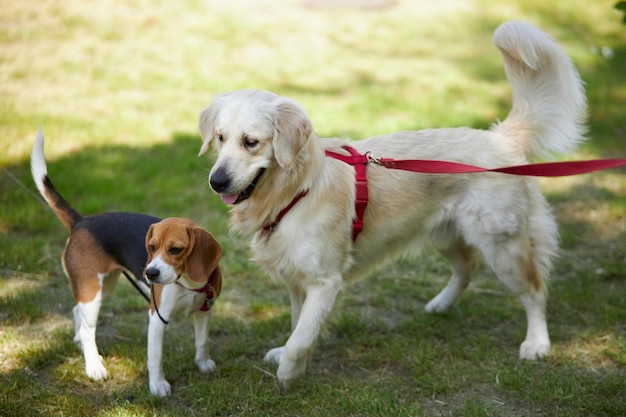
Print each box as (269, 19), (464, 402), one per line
(31, 128), (49, 202)
(492, 21), (587, 158)
(145, 255), (179, 285)
(199, 21), (586, 387)
(74, 298), (107, 380)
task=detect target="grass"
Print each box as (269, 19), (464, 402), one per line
(1, 0), (625, 416)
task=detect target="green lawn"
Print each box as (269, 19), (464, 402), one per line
(1, 1), (625, 416)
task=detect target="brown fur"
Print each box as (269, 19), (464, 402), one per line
(62, 229), (128, 303)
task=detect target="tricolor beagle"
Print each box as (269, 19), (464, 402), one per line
(144, 217), (222, 397)
(31, 129), (223, 397)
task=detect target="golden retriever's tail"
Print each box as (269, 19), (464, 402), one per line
(492, 21), (587, 161)
(31, 128), (83, 231)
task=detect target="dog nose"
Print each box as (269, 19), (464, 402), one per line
(209, 167), (231, 193)
(145, 267), (160, 281)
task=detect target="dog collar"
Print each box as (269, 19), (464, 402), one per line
(261, 189), (309, 237)
(175, 267), (220, 312)
(324, 146), (369, 242)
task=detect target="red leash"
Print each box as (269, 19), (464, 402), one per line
(369, 156), (626, 177)
(326, 146), (626, 242)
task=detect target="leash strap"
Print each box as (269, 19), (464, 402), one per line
(151, 284), (170, 325)
(122, 271), (150, 303)
(372, 157), (626, 177)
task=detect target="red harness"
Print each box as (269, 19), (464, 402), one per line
(175, 267), (220, 312)
(262, 147), (626, 242)
(324, 147), (370, 242)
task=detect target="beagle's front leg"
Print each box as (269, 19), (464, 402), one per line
(193, 310), (216, 373)
(147, 311), (170, 397)
(147, 285), (177, 397)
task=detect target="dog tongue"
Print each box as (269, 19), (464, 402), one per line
(220, 193), (239, 205)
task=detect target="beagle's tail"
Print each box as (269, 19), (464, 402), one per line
(31, 128), (83, 231)
(492, 21), (587, 161)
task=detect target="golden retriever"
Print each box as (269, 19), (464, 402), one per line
(198, 21), (586, 387)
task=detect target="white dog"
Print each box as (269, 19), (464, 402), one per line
(198, 21), (586, 387)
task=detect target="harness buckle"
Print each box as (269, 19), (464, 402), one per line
(365, 150), (382, 165)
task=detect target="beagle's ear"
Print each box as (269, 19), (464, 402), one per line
(144, 223), (156, 264)
(185, 227), (222, 283)
(271, 98), (313, 170)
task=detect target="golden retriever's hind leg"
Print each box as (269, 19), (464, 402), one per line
(481, 238), (551, 360)
(425, 241), (476, 313)
(518, 291), (550, 360)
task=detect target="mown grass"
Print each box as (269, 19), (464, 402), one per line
(1, 0), (625, 416)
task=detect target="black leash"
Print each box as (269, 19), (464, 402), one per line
(121, 271), (150, 303)
(150, 283), (170, 325)
(121, 271), (169, 325)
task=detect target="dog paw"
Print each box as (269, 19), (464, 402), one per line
(519, 340), (550, 360)
(85, 360), (108, 380)
(277, 354), (307, 389)
(424, 296), (451, 313)
(263, 346), (285, 365)
(196, 358), (217, 373)
(150, 379), (172, 397)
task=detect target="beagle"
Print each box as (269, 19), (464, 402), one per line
(144, 217), (222, 397)
(31, 130), (222, 397)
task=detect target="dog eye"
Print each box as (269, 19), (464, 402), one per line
(148, 245), (156, 253)
(216, 133), (224, 143)
(169, 247), (184, 255)
(243, 137), (258, 149)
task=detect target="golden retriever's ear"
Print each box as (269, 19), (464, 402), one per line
(271, 98), (313, 170)
(198, 104), (219, 156)
(199, 93), (234, 156)
(185, 228), (222, 283)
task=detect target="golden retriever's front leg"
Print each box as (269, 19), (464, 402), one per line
(269, 276), (341, 388)
(263, 284), (304, 367)
(288, 284), (305, 331)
